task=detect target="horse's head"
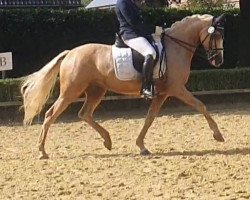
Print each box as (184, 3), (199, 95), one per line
(199, 14), (226, 67)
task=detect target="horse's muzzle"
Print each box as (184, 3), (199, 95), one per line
(210, 51), (223, 67)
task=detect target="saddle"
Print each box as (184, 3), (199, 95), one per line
(114, 34), (159, 73)
(112, 33), (166, 81)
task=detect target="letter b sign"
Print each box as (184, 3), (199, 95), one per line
(0, 52), (12, 71)
(0, 57), (7, 67)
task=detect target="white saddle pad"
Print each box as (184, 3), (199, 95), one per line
(112, 41), (166, 81)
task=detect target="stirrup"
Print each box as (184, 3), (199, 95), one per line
(141, 87), (155, 99)
(142, 90), (153, 99)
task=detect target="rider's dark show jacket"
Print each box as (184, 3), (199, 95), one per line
(115, 0), (153, 40)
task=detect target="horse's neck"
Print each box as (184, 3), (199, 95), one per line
(164, 20), (209, 77)
(167, 21), (204, 46)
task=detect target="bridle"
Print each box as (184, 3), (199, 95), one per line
(158, 15), (225, 79)
(201, 17), (225, 61)
(162, 16), (225, 62)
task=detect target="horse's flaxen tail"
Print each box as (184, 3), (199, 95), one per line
(21, 50), (70, 125)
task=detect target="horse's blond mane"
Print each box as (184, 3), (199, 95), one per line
(165, 14), (213, 33)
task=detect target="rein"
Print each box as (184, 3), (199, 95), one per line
(158, 15), (225, 80)
(163, 31), (223, 61)
(165, 34), (197, 51)
(158, 32), (209, 80)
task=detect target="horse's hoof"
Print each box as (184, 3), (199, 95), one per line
(140, 148), (151, 156)
(104, 141), (112, 151)
(213, 133), (225, 142)
(39, 153), (49, 160)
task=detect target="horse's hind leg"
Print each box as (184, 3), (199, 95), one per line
(38, 97), (72, 159)
(136, 94), (168, 155)
(175, 86), (224, 142)
(78, 85), (112, 150)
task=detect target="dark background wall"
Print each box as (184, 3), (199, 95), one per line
(239, 0), (250, 66)
(0, 8), (243, 78)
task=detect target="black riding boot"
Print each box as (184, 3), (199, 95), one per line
(141, 54), (155, 99)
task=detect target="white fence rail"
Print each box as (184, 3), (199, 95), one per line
(1, 88), (250, 107)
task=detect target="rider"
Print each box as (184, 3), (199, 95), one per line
(115, 0), (156, 99)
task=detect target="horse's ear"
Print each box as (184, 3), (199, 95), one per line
(214, 14), (226, 26)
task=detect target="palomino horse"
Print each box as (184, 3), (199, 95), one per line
(21, 14), (226, 159)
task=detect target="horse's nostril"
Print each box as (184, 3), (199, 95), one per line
(215, 54), (223, 66)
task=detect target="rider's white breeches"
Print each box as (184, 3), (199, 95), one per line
(123, 37), (157, 59)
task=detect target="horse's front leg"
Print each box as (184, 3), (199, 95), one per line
(175, 86), (224, 142)
(136, 94), (168, 155)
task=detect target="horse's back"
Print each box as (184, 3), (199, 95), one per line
(60, 43), (113, 83)
(62, 43), (112, 65)
(73, 43), (111, 55)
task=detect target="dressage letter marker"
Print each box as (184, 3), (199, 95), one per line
(0, 52), (13, 71)
(0, 52), (13, 79)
